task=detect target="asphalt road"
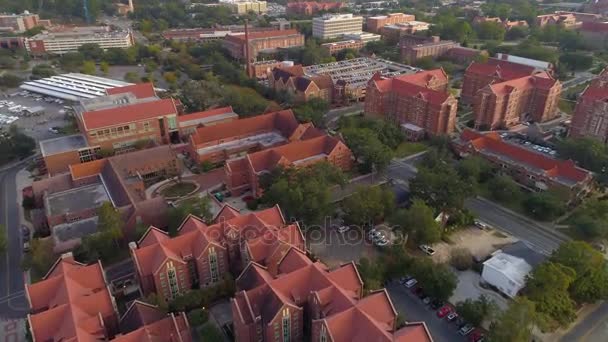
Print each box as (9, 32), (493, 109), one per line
(464, 197), (569, 255)
(386, 281), (466, 342)
(0, 165), (29, 319)
(560, 301), (608, 342)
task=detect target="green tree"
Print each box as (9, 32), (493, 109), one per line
(409, 166), (473, 213)
(457, 156), (493, 185)
(551, 241), (608, 304)
(455, 295), (497, 326)
(523, 191), (566, 221)
(450, 247), (473, 271)
(164, 71), (178, 85)
(31, 64), (56, 79)
(476, 21), (506, 41)
(261, 163), (345, 224)
(0, 73), (22, 89)
(342, 185), (395, 227)
(97, 202), (123, 242)
(556, 137), (608, 182)
(487, 174), (523, 205)
(560, 52), (593, 71)
(0, 56), (16, 69)
(342, 127), (393, 172)
(390, 199), (442, 244)
(488, 298), (540, 342)
(167, 196), (214, 235)
(21, 238), (56, 279)
(526, 261), (577, 327)
(80, 60), (97, 75)
(124, 71), (140, 83)
(78, 43), (104, 61)
(99, 61), (110, 75)
(293, 97), (329, 127)
(59, 52), (85, 71)
(411, 258), (457, 302)
(505, 26), (529, 41)
(357, 257), (386, 292)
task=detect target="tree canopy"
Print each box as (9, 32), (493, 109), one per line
(488, 298), (540, 342)
(341, 185), (395, 228)
(390, 199), (442, 244)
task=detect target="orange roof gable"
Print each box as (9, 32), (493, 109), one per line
(82, 98), (178, 130)
(177, 106), (235, 123)
(69, 159), (107, 180)
(106, 83), (157, 99)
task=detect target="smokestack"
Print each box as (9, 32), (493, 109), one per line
(244, 19), (253, 78)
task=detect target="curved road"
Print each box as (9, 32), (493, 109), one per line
(0, 165), (29, 319)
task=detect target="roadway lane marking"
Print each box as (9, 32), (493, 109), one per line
(0, 292), (24, 303)
(4, 173), (9, 298)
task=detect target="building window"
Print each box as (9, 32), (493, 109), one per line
(282, 308), (291, 342)
(209, 247), (219, 283)
(166, 262), (180, 299)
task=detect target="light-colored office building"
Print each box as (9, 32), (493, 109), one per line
(312, 13), (363, 39)
(219, 0), (267, 14)
(26, 26), (133, 55)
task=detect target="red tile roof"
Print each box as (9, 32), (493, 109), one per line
(190, 109), (300, 145)
(82, 98), (178, 130)
(114, 312), (192, 342)
(459, 129), (591, 184)
(244, 135), (347, 172)
(106, 83), (157, 99)
(177, 106), (235, 123)
(26, 254), (117, 342)
(466, 60), (535, 80)
(370, 69), (452, 105)
(225, 29), (301, 43)
(486, 71), (557, 95)
(131, 205), (295, 279)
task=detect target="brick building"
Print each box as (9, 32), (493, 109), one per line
(454, 130), (593, 199)
(380, 21), (430, 42)
(188, 109), (325, 163)
(130, 204), (306, 302)
(31, 146), (179, 252)
(0, 36), (25, 50)
(222, 29), (305, 59)
(569, 68), (608, 141)
(270, 65), (335, 103)
(461, 59), (537, 104)
(366, 13), (416, 33)
(321, 39), (366, 55)
(536, 12), (579, 28)
(399, 35), (460, 63)
(580, 21), (608, 50)
(26, 253), (192, 342)
(473, 71), (561, 130)
(232, 225), (434, 342)
(0, 11), (47, 32)
(225, 134), (353, 196)
(177, 106), (238, 138)
(286, 1), (344, 15)
(472, 16), (529, 30)
(365, 69), (457, 139)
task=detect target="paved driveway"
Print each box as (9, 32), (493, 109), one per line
(451, 270), (509, 311)
(307, 225), (378, 268)
(386, 281), (467, 342)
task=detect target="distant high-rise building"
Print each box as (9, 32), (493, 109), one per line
(312, 13), (363, 39)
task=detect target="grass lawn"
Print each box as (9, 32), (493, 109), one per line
(558, 98), (576, 114)
(161, 182), (197, 198)
(394, 142), (427, 158)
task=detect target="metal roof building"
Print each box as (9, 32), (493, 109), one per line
(20, 73), (133, 101)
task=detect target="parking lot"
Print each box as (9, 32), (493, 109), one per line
(0, 89), (72, 141)
(387, 281), (469, 342)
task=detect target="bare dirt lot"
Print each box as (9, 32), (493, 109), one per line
(431, 227), (517, 264)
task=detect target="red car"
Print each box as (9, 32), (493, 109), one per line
(468, 329), (485, 342)
(436, 305), (452, 318)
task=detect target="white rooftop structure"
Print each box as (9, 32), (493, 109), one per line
(20, 73), (133, 101)
(494, 53), (552, 71)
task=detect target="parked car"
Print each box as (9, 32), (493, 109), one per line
(468, 329), (485, 342)
(404, 279), (418, 288)
(437, 305), (452, 318)
(369, 229), (383, 239)
(459, 324), (475, 336)
(419, 244), (435, 256)
(413, 287), (425, 298)
(337, 226), (350, 234)
(430, 300), (444, 310)
(422, 296), (431, 305)
(399, 275), (413, 284)
(446, 312), (458, 321)
(375, 237), (389, 246)
(474, 219), (490, 230)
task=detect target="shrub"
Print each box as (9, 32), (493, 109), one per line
(450, 248), (474, 271)
(187, 308), (209, 327)
(246, 199), (259, 210)
(22, 196), (36, 210)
